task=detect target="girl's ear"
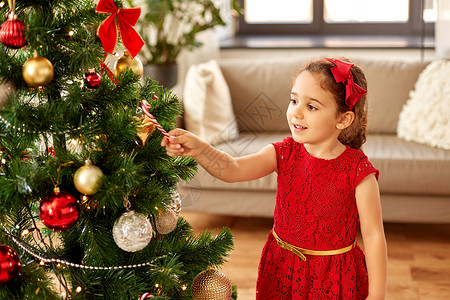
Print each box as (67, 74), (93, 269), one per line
(336, 111), (355, 130)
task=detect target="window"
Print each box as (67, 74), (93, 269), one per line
(324, 0), (409, 23)
(237, 0), (435, 36)
(245, 0), (312, 24)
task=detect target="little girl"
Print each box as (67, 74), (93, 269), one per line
(161, 58), (387, 299)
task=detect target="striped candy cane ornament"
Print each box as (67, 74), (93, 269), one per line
(138, 292), (154, 299)
(141, 100), (170, 138)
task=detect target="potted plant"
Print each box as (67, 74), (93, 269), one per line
(126, 0), (241, 88)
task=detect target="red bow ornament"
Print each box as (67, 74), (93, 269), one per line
(325, 58), (366, 110)
(95, 0), (144, 58)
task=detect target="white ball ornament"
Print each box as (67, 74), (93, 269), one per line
(112, 210), (153, 252)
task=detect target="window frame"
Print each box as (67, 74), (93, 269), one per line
(236, 0), (434, 37)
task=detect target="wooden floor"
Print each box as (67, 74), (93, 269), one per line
(180, 211), (450, 300)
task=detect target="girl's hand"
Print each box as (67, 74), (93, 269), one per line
(160, 128), (207, 158)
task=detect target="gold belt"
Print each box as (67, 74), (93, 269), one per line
(272, 229), (356, 261)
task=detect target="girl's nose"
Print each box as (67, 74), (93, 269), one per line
(293, 105), (304, 119)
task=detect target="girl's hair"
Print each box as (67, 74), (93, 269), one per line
(296, 57), (368, 150)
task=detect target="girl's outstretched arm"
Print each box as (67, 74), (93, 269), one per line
(161, 128), (277, 183)
(356, 174), (388, 300)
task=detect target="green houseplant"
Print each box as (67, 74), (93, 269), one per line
(126, 0), (240, 87)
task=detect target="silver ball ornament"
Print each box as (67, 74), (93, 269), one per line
(112, 210), (153, 252)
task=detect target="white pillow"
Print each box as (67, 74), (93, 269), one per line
(183, 59), (239, 145)
(397, 60), (450, 150)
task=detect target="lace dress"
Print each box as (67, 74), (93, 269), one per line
(256, 137), (379, 300)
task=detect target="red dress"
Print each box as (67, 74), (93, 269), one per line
(256, 137), (379, 299)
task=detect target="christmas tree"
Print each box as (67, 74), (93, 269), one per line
(0, 0), (234, 299)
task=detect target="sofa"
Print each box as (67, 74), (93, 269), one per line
(174, 57), (450, 223)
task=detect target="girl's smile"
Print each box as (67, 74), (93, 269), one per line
(292, 123), (307, 131)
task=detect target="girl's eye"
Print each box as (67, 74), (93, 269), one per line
(308, 104), (317, 110)
(290, 99), (298, 105)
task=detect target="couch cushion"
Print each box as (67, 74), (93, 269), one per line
(217, 58), (429, 135)
(364, 134), (450, 196)
(183, 59), (239, 145)
(397, 60), (450, 150)
(219, 59), (297, 133)
(352, 59), (429, 134)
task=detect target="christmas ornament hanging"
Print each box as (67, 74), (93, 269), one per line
(84, 68), (102, 89)
(0, 13), (26, 49)
(112, 210), (153, 252)
(0, 79), (14, 108)
(39, 187), (80, 231)
(138, 293), (154, 299)
(114, 50), (143, 79)
(168, 191), (182, 216)
(154, 208), (177, 235)
(191, 269), (232, 300)
(0, 245), (21, 285)
(73, 159), (104, 195)
(95, 0), (144, 58)
(22, 54), (54, 87)
(135, 115), (155, 147)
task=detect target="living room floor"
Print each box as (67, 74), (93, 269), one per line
(180, 211), (450, 300)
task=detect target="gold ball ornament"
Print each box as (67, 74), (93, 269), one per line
(73, 159), (104, 195)
(114, 50), (143, 79)
(155, 208), (177, 234)
(22, 54), (54, 87)
(191, 269), (232, 300)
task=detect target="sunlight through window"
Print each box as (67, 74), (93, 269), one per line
(245, 0), (313, 24)
(324, 0), (409, 23)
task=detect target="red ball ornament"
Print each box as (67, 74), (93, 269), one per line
(0, 245), (21, 285)
(84, 68), (102, 89)
(0, 14), (26, 49)
(39, 187), (80, 231)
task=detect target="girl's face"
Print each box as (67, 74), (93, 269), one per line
(287, 71), (343, 147)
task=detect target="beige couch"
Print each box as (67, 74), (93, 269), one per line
(175, 57), (450, 223)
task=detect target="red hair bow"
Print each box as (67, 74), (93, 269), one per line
(95, 0), (144, 58)
(325, 58), (366, 110)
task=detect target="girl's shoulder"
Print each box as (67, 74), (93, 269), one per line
(344, 145), (368, 160)
(345, 147), (380, 182)
(272, 136), (298, 149)
(272, 137), (301, 156)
